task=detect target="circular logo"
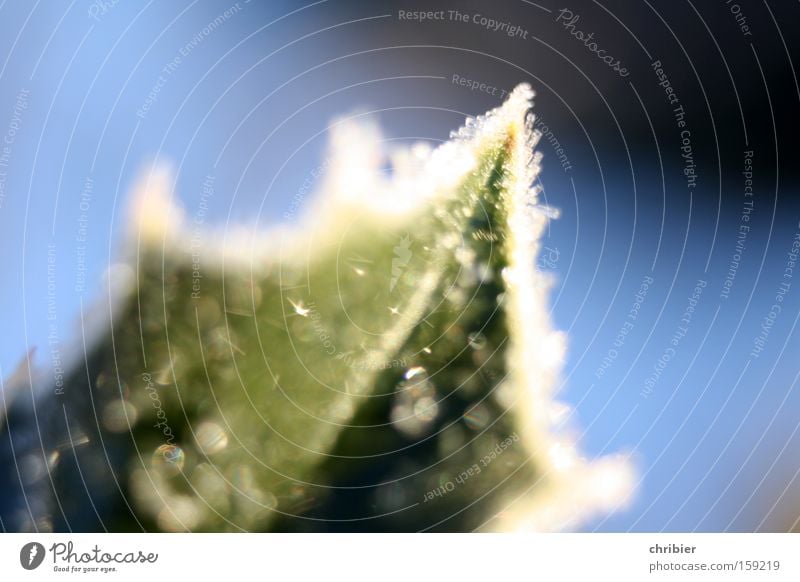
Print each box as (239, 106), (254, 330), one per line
(19, 542), (46, 570)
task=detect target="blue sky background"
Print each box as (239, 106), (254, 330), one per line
(1, 0), (799, 531)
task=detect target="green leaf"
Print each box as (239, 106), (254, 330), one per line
(54, 85), (632, 532)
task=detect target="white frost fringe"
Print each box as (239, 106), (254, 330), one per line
(130, 84), (635, 532)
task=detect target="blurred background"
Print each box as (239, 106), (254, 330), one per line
(0, 0), (799, 531)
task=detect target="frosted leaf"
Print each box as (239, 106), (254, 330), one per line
(24, 84), (634, 532)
